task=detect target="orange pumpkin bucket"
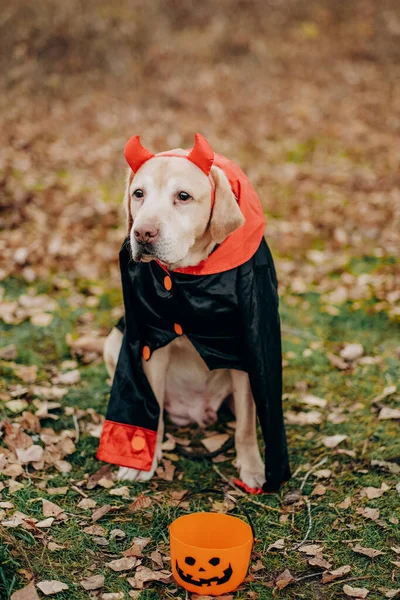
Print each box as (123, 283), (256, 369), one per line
(169, 491), (254, 595)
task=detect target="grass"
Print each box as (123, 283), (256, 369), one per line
(1, 267), (399, 600)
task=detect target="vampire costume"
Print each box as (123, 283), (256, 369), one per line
(97, 134), (291, 493)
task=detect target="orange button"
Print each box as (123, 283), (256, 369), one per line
(131, 434), (146, 451)
(174, 323), (183, 335)
(142, 345), (151, 361)
(164, 275), (172, 291)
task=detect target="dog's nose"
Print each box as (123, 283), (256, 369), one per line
(133, 224), (159, 243)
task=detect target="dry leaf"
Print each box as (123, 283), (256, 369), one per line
(127, 566), (172, 589)
(200, 433), (230, 452)
(36, 580), (69, 595)
(150, 550), (164, 569)
(340, 343), (364, 361)
(343, 584), (369, 598)
(101, 594), (125, 600)
(5, 400), (28, 414)
(109, 486), (130, 498)
(300, 394), (327, 408)
(56, 369), (80, 385)
(275, 568), (295, 590)
(322, 565), (351, 584)
(110, 528), (126, 539)
(384, 590), (400, 599)
(371, 385), (397, 404)
(313, 469), (332, 479)
(98, 477), (115, 489)
(11, 582), (40, 600)
(268, 538), (285, 551)
(360, 483), (390, 499)
(31, 313), (53, 326)
(285, 410), (323, 425)
(299, 544), (324, 556)
(0, 344), (17, 360)
(322, 434), (347, 448)
(36, 517), (54, 528)
(92, 504), (112, 521)
(311, 483), (326, 496)
(128, 494), (152, 513)
(106, 557), (138, 572)
(338, 497), (352, 509)
(80, 574), (105, 590)
(392, 547), (400, 554)
(308, 556), (332, 569)
(123, 537), (151, 557)
(371, 460), (400, 475)
(378, 407), (400, 420)
(327, 352), (348, 370)
(356, 507), (380, 521)
(156, 459), (175, 481)
(42, 499), (64, 518)
(83, 524), (107, 536)
(14, 365), (38, 383)
(46, 487), (68, 496)
(16, 445), (44, 464)
(352, 544), (385, 558)
(78, 498), (97, 509)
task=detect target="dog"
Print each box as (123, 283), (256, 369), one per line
(98, 134), (290, 493)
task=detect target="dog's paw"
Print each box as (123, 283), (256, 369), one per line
(238, 464), (266, 490)
(117, 466), (156, 482)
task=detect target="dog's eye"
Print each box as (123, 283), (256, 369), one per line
(178, 191), (191, 201)
(133, 189), (144, 198)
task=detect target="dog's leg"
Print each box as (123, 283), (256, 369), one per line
(231, 370), (266, 489)
(103, 327), (123, 380)
(118, 343), (170, 482)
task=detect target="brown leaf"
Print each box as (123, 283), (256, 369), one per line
(311, 483), (326, 496)
(77, 498), (97, 509)
(267, 538), (285, 551)
(299, 544), (324, 556)
(16, 445), (44, 464)
(337, 497), (352, 509)
(308, 556), (332, 569)
(36, 580), (69, 595)
(123, 537), (151, 557)
(322, 434), (348, 448)
(55, 369), (80, 385)
(383, 590), (400, 599)
(340, 343), (364, 361)
(35, 517), (54, 528)
(150, 550), (164, 570)
(275, 568), (295, 589)
(371, 385), (397, 404)
(200, 433), (230, 452)
(128, 494), (152, 513)
(356, 507), (380, 521)
(87, 465), (112, 489)
(156, 459), (175, 482)
(378, 407), (400, 420)
(11, 582), (40, 600)
(352, 544), (385, 558)
(127, 566), (172, 589)
(80, 574), (105, 590)
(14, 365), (38, 383)
(285, 410), (323, 425)
(327, 352), (348, 370)
(343, 584), (369, 598)
(322, 565), (351, 584)
(106, 557), (138, 572)
(0, 344), (17, 360)
(42, 499), (64, 518)
(360, 483), (390, 499)
(92, 504), (112, 522)
(101, 594), (125, 600)
(83, 524), (107, 536)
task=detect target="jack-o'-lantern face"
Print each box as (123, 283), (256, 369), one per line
(176, 555), (233, 588)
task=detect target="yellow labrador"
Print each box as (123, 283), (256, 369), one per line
(104, 149), (266, 489)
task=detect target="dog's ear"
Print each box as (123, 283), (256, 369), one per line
(123, 169), (134, 234)
(209, 166), (245, 244)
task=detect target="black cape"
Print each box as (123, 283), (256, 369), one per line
(97, 238), (291, 493)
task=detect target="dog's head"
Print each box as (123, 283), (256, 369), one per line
(123, 134), (244, 270)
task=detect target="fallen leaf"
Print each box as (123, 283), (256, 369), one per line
(101, 594), (124, 600)
(356, 507), (380, 521)
(36, 517), (54, 528)
(299, 544), (324, 556)
(200, 433), (230, 452)
(150, 550), (164, 570)
(371, 385), (397, 404)
(285, 410), (323, 425)
(360, 483), (390, 499)
(313, 469), (332, 479)
(92, 504), (112, 521)
(343, 584), (369, 598)
(392, 547), (400, 554)
(16, 445), (44, 465)
(31, 313), (53, 327)
(308, 556), (332, 569)
(267, 538), (285, 551)
(110, 528), (126, 540)
(106, 557), (138, 572)
(87, 465), (113, 489)
(128, 494), (152, 513)
(42, 499), (64, 518)
(6, 400), (28, 414)
(275, 568), (295, 590)
(109, 486), (130, 498)
(156, 458), (175, 481)
(80, 574), (105, 590)
(340, 343), (364, 361)
(327, 352), (348, 370)
(36, 580), (69, 595)
(371, 459), (400, 475)
(84, 524), (107, 536)
(322, 565), (351, 584)
(338, 497), (352, 509)
(311, 483), (326, 496)
(384, 590), (400, 599)
(127, 566), (172, 589)
(0, 344), (17, 360)
(14, 365), (38, 383)
(11, 582), (40, 600)
(123, 537), (151, 557)
(352, 544), (385, 558)
(322, 434), (347, 448)
(56, 369), (80, 385)
(300, 394), (327, 408)
(378, 407), (400, 420)
(78, 498), (97, 509)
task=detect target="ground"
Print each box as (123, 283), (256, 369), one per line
(0, 1), (399, 599)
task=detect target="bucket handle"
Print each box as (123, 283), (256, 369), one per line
(173, 487), (256, 540)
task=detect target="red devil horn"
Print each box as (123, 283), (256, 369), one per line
(124, 135), (155, 172)
(187, 133), (214, 176)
